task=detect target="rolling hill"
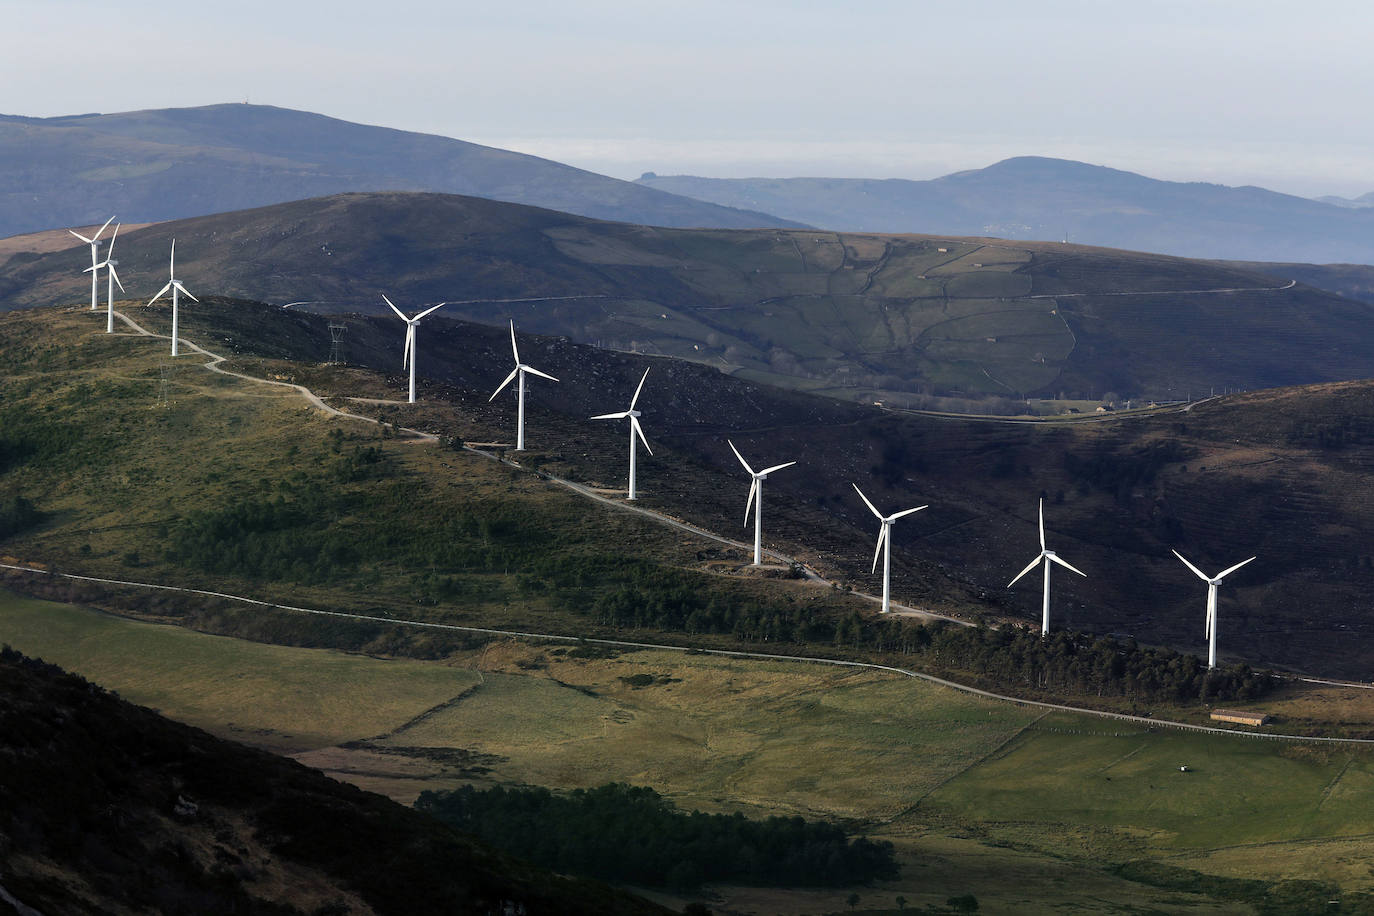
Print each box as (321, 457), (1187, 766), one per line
(636, 157), (1374, 263)
(0, 103), (802, 237)
(4, 191), (1374, 409)
(7, 296), (1374, 679)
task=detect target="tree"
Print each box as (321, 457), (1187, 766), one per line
(846, 892), (860, 909)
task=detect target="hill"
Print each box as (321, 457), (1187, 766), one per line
(1223, 259), (1374, 306)
(3, 191), (1374, 409)
(636, 157), (1374, 263)
(7, 298), (1374, 680)
(0, 647), (668, 915)
(0, 103), (802, 237)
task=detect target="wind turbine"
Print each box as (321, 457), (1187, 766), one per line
(384, 295), (447, 404)
(852, 483), (927, 613)
(1008, 499), (1086, 635)
(728, 441), (796, 566)
(69, 216), (115, 311)
(489, 320), (558, 450)
(1172, 550), (1255, 669)
(147, 240), (198, 356)
(592, 368), (652, 500)
(87, 223), (124, 334)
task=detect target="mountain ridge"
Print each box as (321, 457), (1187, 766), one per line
(636, 157), (1374, 263)
(0, 102), (805, 237)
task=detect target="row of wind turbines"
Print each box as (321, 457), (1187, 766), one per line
(71, 218), (196, 356)
(71, 218), (1257, 670)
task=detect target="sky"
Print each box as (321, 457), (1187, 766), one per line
(7, 0), (1374, 198)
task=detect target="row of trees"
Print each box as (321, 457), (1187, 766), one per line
(415, 783), (898, 891)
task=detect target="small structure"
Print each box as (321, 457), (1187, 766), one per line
(1210, 709), (1270, 726)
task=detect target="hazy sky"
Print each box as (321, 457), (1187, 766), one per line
(8, 0), (1374, 197)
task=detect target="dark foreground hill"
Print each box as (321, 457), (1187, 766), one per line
(4, 191), (1374, 409)
(0, 646), (668, 915)
(637, 157), (1374, 264)
(0, 103), (800, 237)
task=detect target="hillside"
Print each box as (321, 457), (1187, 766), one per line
(0, 647), (668, 915)
(3, 191), (1374, 410)
(7, 298), (1374, 679)
(1224, 259), (1374, 306)
(0, 103), (802, 237)
(636, 157), (1374, 263)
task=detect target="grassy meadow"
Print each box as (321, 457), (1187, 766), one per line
(6, 590), (1367, 912)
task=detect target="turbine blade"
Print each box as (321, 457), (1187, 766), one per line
(727, 440), (756, 476)
(403, 324), (414, 369)
(1039, 498), (1046, 550)
(107, 222), (119, 257)
(760, 460), (797, 476)
(148, 282), (172, 306)
(523, 365), (559, 382)
(1008, 555), (1041, 589)
(382, 294), (407, 321)
(851, 483), (884, 520)
(629, 367), (649, 410)
(744, 477), (758, 524)
(169, 239), (175, 276)
(1171, 549), (1211, 582)
(110, 266), (124, 292)
(173, 281), (197, 302)
(1049, 553), (1087, 577)
(69, 229), (95, 244)
(632, 416), (652, 456)
(889, 505), (928, 521)
(96, 215), (115, 238)
(871, 523), (888, 574)
(415, 301), (447, 320)
(84, 264), (99, 274)
(489, 367), (519, 401)
(1216, 556), (1257, 580)
(591, 410), (630, 420)
(509, 320), (520, 363)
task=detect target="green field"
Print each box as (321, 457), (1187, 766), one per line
(6, 590), (1374, 912)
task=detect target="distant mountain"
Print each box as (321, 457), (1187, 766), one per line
(1315, 192), (1374, 209)
(636, 158), (1374, 263)
(5, 190), (1374, 408)
(0, 103), (804, 237)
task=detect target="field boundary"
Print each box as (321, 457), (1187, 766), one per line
(5, 561), (1372, 745)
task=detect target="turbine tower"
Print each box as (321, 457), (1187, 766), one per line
(728, 440), (795, 565)
(1008, 499), (1086, 635)
(147, 240), (198, 356)
(384, 295), (447, 404)
(1172, 550), (1256, 669)
(852, 483), (927, 613)
(489, 320), (559, 450)
(87, 223), (125, 334)
(69, 216), (115, 311)
(592, 368), (652, 500)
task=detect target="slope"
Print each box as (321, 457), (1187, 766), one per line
(3, 191), (1373, 410)
(636, 157), (1374, 263)
(0, 647), (669, 915)
(0, 103), (802, 237)
(9, 296), (1374, 680)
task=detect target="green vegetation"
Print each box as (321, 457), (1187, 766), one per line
(416, 782), (899, 891)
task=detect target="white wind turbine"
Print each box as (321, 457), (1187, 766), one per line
(489, 320), (558, 450)
(384, 295), (447, 404)
(1172, 550), (1255, 670)
(852, 483), (927, 613)
(592, 368), (652, 500)
(87, 223), (125, 334)
(147, 240), (198, 356)
(728, 440), (796, 566)
(1008, 499), (1086, 635)
(69, 216), (116, 311)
